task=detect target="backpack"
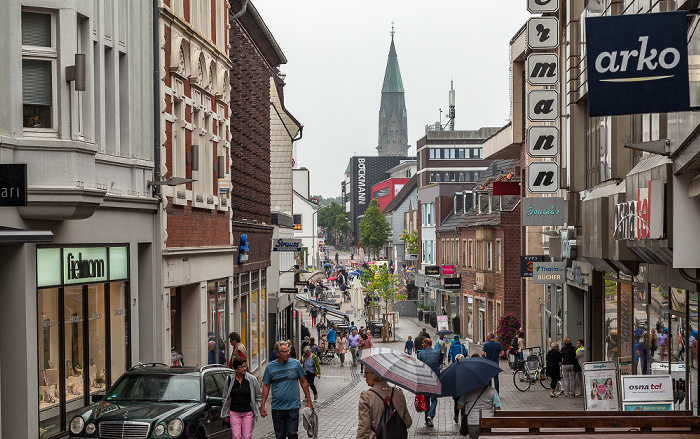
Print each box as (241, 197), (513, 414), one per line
(370, 388), (408, 439)
(509, 337), (519, 355)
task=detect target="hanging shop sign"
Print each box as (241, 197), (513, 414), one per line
(442, 265), (455, 275)
(532, 261), (566, 284)
(585, 11), (690, 117)
(492, 181), (521, 196)
(613, 180), (665, 241)
(437, 315), (449, 331)
(582, 361), (620, 411)
(272, 238), (302, 252)
(567, 261), (590, 287)
(526, 17), (559, 49)
(527, 126), (559, 158)
(527, 162), (559, 194)
(425, 265), (440, 276)
(444, 277), (461, 290)
(218, 175), (230, 195)
(37, 246), (128, 287)
(522, 197), (568, 226)
(520, 255), (547, 277)
(560, 225), (578, 259)
(527, 90), (559, 122)
(0, 164), (27, 206)
(527, 0), (559, 13)
(527, 53), (559, 86)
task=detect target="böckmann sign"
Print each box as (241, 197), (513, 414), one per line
(585, 11), (690, 117)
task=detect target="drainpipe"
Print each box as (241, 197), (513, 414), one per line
(153, 0), (160, 197)
(229, 0), (249, 22)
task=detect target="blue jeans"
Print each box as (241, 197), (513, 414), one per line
(271, 408), (299, 439)
(425, 396), (438, 421)
(492, 374), (500, 393)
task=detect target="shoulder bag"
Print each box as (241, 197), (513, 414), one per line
(460, 387), (487, 436)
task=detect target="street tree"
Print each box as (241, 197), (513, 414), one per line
(359, 199), (391, 259)
(363, 265), (405, 341)
(400, 229), (419, 254)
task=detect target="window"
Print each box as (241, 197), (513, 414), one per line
(373, 188), (390, 198)
(22, 11), (56, 130)
(463, 240), (468, 267)
(293, 214), (302, 230)
(468, 239), (474, 268)
(495, 239), (501, 272)
(486, 241), (493, 270)
(429, 148), (435, 159)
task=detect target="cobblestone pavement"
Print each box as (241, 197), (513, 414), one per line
(255, 274), (583, 437)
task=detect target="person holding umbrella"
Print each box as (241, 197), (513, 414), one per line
(418, 338), (441, 427)
(456, 381), (501, 438)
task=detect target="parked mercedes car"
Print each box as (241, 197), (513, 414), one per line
(68, 363), (233, 439)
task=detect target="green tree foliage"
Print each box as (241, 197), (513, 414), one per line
(311, 195), (342, 208)
(334, 213), (350, 233)
(363, 265), (405, 314)
(318, 202), (345, 231)
(359, 199), (391, 259)
(401, 229), (419, 254)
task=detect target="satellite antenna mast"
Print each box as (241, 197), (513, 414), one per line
(448, 80), (456, 131)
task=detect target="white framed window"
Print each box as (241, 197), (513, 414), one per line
(495, 239), (501, 272)
(22, 10), (57, 133)
(463, 240), (468, 267)
(486, 241), (493, 271)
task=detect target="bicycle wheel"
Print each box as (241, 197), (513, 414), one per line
(538, 368), (551, 389)
(513, 369), (531, 392)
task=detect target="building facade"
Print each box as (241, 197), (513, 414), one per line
(0, 1), (158, 437)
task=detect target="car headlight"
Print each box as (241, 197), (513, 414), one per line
(69, 417), (85, 434)
(167, 419), (183, 437)
(85, 423), (96, 434)
(154, 424), (165, 436)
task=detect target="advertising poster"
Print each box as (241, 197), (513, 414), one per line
(623, 403), (673, 411)
(437, 315), (448, 331)
(582, 361), (619, 411)
(621, 375), (674, 403)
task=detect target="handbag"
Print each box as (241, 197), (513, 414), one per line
(414, 394), (427, 412)
(460, 387), (487, 436)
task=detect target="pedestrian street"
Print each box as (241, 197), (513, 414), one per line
(255, 298), (582, 438)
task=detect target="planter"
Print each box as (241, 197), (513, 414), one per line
(424, 312), (430, 324)
(417, 309), (424, 320)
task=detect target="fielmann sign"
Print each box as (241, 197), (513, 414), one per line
(585, 11), (690, 117)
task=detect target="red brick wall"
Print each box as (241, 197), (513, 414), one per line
(164, 25), (171, 88)
(501, 205), (523, 323)
(211, 0), (216, 45)
(232, 225), (273, 269)
(164, 0), (170, 7)
(166, 203), (230, 247)
(229, 21), (273, 224)
(183, 0), (190, 23)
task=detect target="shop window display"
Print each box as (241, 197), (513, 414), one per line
(604, 276), (618, 361)
(87, 284), (106, 395)
(110, 282), (128, 382)
(38, 288), (60, 437)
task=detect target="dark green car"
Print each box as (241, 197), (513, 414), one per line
(68, 364), (233, 439)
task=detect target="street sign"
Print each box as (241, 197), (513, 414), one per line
(527, 126), (559, 158)
(0, 164), (27, 206)
(527, 0), (559, 13)
(527, 53), (559, 86)
(527, 17), (559, 49)
(520, 255), (546, 277)
(527, 90), (559, 122)
(527, 162), (559, 193)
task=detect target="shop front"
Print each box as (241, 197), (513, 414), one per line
(36, 246), (131, 437)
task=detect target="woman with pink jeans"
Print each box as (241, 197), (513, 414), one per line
(222, 358), (262, 439)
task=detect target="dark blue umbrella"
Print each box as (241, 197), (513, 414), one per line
(436, 329), (453, 337)
(439, 357), (502, 397)
(323, 263), (333, 267)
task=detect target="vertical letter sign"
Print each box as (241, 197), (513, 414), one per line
(585, 12), (690, 116)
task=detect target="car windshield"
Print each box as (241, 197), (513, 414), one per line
(105, 374), (200, 402)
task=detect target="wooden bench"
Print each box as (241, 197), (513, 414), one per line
(317, 347), (336, 364)
(480, 410), (700, 437)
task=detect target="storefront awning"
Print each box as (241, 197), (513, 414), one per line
(0, 226), (53, 243)
(295, 295), (349, 323)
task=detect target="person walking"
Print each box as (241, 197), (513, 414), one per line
(327, 325), (337, 350)
(336, 331), (347, 366)
(414, 331), (426, 356)
(546, 342), (563, 398)
(208, 340), (226, 365)
(480, 332), (503, 393)
(228, 332), (248, 369)
(438, 335), (448, 366)
(357, 368), (412, 438)
(451, 354), (466, 424)
(301, 322), (311, 341)
(404, 336), (414, 356)
(260, 341), (314, 439)
(560, 337), (576, 397)
(348, 329), (361, 366)
(310, 308), (318, 327)
(448, 335), (467, 364)
(222, 357), (262, 439)
(456, 382), (501, 439)
(302, 347), (321, 401)
(359, 332), (373, 373)
(574, 339), (585, 396)
(418, 338), (440, 427)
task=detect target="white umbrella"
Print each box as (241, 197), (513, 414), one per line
(350, 277), (364, 318)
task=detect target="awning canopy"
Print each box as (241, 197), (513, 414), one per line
(295, 295), (349, 323)
(0, 226), (53, 243)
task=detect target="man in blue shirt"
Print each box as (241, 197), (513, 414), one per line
(261, 341), (313, 439)
(207, 341), (225, 365)
(327, 324), (337, 350)
(481, 332), (504, 393)
(418, 338), (441, 427)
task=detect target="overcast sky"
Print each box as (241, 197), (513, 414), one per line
(251, 1), (532, 198)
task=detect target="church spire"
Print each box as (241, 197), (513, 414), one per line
(378, 24), (409, 157)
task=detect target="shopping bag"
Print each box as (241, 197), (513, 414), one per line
(414, 394), (427, 412)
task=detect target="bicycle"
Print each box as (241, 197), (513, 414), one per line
(513, 353), (551, 391)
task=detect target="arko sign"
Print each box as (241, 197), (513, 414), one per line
(585, 11), (690, 116)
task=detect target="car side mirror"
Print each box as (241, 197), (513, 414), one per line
(207, 396), (223, 406)
(91, 394), (104, 403)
